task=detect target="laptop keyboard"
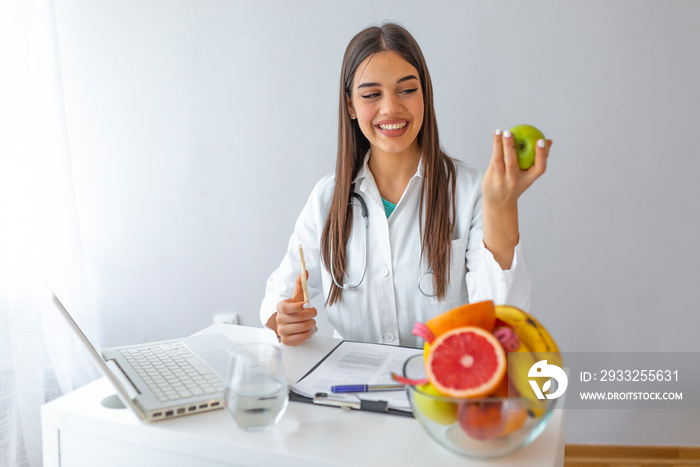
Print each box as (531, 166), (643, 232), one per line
(121, 343), (226, 403)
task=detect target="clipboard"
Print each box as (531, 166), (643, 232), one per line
(288, 340), (420, 418)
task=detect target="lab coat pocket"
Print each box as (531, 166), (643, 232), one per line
(421, 237), (469, 306)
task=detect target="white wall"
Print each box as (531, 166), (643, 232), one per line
(54, 0), (700, 446)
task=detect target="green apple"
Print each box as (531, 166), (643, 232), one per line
(413, 383), (458, 425)
(509, 124), (545, 170)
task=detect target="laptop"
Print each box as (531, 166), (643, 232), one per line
(50, 287), (237, 422)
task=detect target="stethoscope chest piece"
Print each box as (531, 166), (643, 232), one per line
(418, 271), (437, 298)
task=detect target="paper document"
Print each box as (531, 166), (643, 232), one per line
(291, 340), (423, 412)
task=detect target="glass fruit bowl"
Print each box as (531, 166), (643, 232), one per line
(403, 354), (558, 459)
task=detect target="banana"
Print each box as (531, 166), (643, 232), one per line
(495, 305), (562, 369)
(495, 305), (558, 352)
(495, 305), (563, 418)
(498, 332), (547, 418)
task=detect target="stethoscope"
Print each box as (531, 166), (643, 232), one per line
(330, 184), (437, 297)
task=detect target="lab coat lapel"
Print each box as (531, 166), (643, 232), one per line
(352, 152), (425, 215)
(353, 153), (383, 210)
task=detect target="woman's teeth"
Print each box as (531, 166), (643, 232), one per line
(378, 122), (407, 131)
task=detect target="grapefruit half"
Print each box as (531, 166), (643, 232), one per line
(426, 326), (506, 399)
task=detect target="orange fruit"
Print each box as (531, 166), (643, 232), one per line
(425, 326), (506, 399)
(490, 374), (521, 398)
(426, 300), (496, 337)
(499, 407), (528, 437)
(490, 374), (509, 398)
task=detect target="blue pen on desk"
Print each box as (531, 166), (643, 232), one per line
(330, 384), (404, 393)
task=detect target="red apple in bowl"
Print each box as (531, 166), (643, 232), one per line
(458, 401), (505, 441)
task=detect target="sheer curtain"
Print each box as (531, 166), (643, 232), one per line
(1, 0), (100, 465)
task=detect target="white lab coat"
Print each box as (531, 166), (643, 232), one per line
(260, 154), (531, 348)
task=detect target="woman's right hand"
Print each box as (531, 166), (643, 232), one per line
(270, 272), (317, 346)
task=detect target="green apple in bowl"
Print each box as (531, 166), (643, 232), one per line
(510, 124), (545, 170)
(413, 383), (458, 425)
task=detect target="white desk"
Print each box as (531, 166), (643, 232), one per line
(42, 324), (566, 466)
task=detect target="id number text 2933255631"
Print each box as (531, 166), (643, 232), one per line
(580, 369), (678, 383)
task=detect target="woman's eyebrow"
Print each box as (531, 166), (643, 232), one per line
(396, 74), (418, 84)
(357, 74), (419, 89)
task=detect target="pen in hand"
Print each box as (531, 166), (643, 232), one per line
(298, 244), (310, 304)
(331, 384), (405, 393)
(298, 244), (317, 338)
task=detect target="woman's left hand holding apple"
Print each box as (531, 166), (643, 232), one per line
(481, 129), (552, 270)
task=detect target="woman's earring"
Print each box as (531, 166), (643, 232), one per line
(350, 113), (356, 120)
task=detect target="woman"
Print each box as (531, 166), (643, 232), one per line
(260, 23), (550, 347)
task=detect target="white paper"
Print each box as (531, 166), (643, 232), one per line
(290, 341), (423, 412)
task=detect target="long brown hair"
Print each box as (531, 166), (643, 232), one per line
(321, 23), (456, 305)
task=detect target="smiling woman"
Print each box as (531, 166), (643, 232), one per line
(260, 23), (549, 348)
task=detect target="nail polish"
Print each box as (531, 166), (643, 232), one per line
(495, 129), (502, 136)
(537, 139), (545, 148)
(503, 130), (511, 138)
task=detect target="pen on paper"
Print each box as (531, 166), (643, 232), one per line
(330, 384), (404, 393)
(298, 244), (310, 303)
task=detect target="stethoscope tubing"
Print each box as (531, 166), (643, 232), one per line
(330, 190), (369, 291)
(330, 185), (437, 297)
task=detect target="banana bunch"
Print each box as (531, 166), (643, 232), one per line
(496, 305), (560, 359)
(495, 305), (562, 418)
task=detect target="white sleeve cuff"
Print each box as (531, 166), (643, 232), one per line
(466, 240), (532, 311)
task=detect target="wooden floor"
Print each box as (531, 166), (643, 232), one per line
(565, 445), (700, 467)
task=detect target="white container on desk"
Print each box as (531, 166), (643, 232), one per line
(41, 324), (566, 467)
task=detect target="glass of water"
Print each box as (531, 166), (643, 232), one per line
(224, 343), (289, 431)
